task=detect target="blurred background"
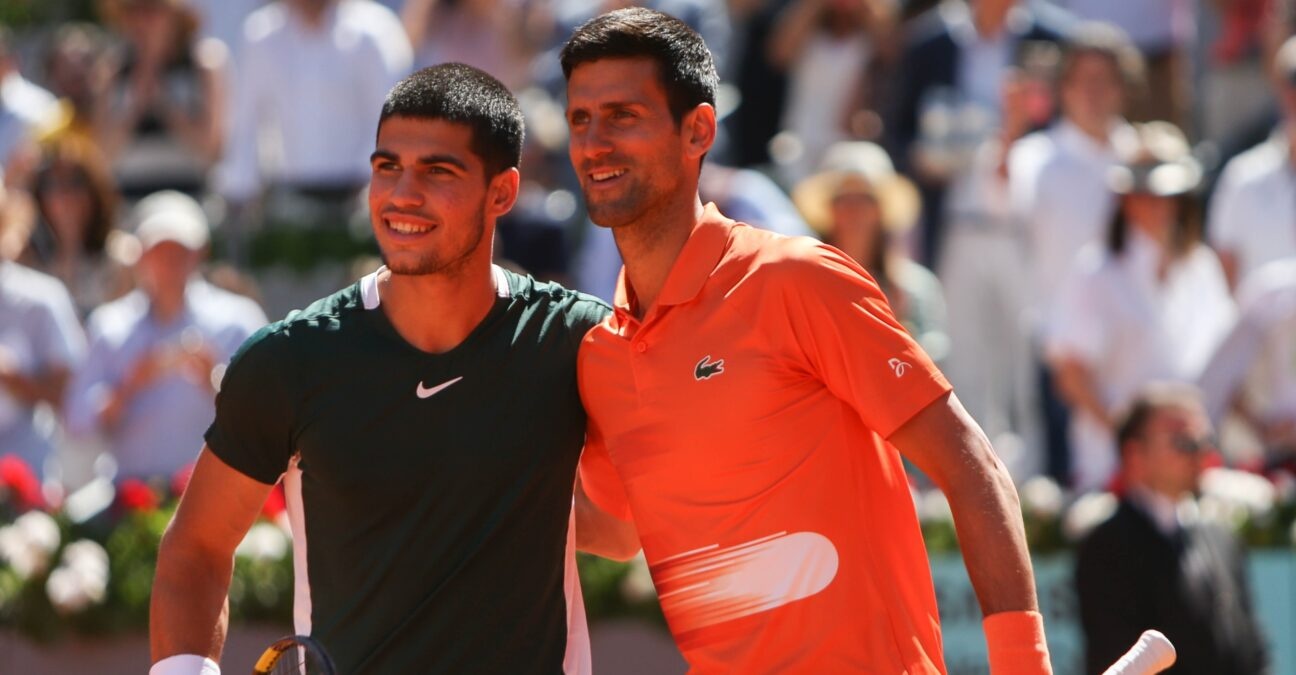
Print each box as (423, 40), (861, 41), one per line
(0, 0), (1295, 673)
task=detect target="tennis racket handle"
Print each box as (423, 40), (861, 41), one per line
(1102, 630), (1177, 675)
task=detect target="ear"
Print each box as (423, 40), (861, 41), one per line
(486, 167), (520, 218)
(682, 103), (717, 162)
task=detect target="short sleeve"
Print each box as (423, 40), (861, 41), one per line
(203, 326), (296, 485)
(565, 294), (612, 352)
(577, 420), (632, 522)
(774, 241), (951, 438)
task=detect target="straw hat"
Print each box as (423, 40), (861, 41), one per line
(792, 141), (921, 235)
(1107, 121), (1202, 197)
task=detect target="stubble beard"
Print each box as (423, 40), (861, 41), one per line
(382, 203), (487, 278)
(584, 172), (674, 232)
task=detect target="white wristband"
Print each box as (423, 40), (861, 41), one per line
(149, 654), (221, 675)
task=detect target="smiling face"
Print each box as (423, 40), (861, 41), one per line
(566, 57), (698, 230)
(368, 116), (517, 277)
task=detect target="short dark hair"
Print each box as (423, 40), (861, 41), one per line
(378, 63), (524, 177)
(560, 7), (718, 124)
(1116, 382), (1205, 456)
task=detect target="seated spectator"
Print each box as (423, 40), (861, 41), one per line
(41, 23), (114, 142)
(0, 27), (66, 182)
(1008, 21), (1142, 482)
(22, 136), (130, 317)
(1075, 383), (1268, 675)
(889, 0), (1071, 265)
(95, 0), (228, 198)
(1051, 0), (1194, 128)
(401, 0), (540, 90)
(1208, 35), (1296, 291)
(0, 172), (86, 479)
(792, 140), (949, 363)
(215, 0), (411, 240)
(1199, 257), (1296, 471)
(1049, 122), (1235, 490)
(64, 191), (266, 481)
(935, 68), (1049, 481)
(767, 0), (896, 183)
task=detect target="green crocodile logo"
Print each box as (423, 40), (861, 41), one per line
(694, 355), (725, 380)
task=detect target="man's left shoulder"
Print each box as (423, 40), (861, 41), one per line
(506, 269), (612, 332)
(731, 228), (860, 284)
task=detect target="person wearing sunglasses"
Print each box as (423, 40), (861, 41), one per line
(1075, 382), (1268, 675)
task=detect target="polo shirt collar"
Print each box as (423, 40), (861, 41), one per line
(613, 203), (736, 319)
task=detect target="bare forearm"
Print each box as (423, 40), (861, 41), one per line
(945, 451), (1038, 616)
(891, 393), (1039, 615)
(766, 0), (822, 69)
(1052, 359), (1112, 430)
(574, 481), (640, 562)
(149, 532), (234, 663)
(0, 369), (68, 408)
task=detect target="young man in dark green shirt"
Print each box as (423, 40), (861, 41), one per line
(149, 64), (627, 674)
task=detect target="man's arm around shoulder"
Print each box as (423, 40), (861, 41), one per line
(149, 447), (275, 673)
(890, 391), (1052, 675)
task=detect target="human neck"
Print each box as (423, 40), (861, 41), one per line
(292, 1), (333, 30)
(379, 255), (497, 354)
(150, 289), (187, 324)
(1069, 114), (1112, 146)
(613, 196), (704, 321)
(972, 8), (1008, 39)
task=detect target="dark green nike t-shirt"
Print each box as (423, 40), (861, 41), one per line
(205, 266), (610, 674)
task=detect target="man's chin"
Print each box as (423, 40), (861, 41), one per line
(381, 254), (444, 276)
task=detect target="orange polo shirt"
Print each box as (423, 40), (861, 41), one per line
(578, 204), (951, 674)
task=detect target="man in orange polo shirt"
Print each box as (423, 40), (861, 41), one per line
(563, 8), (1051, 674)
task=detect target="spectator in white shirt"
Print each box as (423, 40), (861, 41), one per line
(1208, 35), (1296, 292)
(64, 191), (267, 480)
(215, 0), (411, 209)
(95, 0), (228, 199)
(1051, 0), (1194, 127)
(1049, 122), (1236, 491)
(0, 174), (85, 479)
(1199, 257), (1296, 469)
(1008, 22), (1141, 481)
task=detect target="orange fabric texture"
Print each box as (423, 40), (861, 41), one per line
(983, 610), (1052, 675)
(578, 205), (953, 673)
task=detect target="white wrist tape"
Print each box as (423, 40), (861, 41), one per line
(149, 654), (221, 675)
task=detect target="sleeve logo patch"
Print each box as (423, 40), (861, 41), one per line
(887, 358), (910, 378)
(694, 355), (725, 380)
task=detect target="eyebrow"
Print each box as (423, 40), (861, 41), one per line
(369, 150), (468, 171)
(568, 100), (647, 114)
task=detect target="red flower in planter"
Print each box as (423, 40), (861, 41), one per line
(261, 483), (286, 520)
(0, 454), (45, 511)
(171, 463), (195, 499)
(117, 479), (160, 513)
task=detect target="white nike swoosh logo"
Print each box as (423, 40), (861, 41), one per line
(416, 376), (463, 399)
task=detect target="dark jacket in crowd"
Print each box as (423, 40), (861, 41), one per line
(887, 0), (1070, 264)
(1075, 499), (1269, 675)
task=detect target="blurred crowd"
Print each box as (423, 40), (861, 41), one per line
(0, 0), (1295, 511)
